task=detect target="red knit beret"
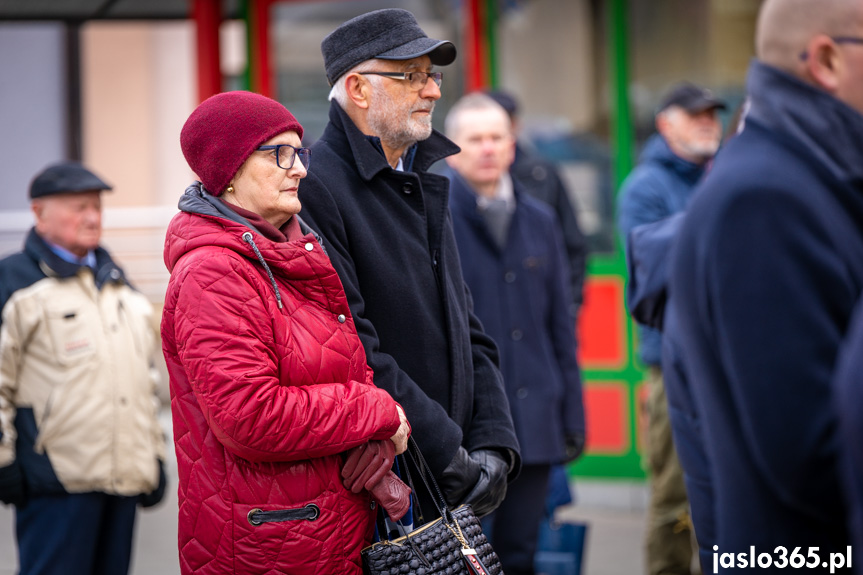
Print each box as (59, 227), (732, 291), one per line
(180, 91), (304, 196)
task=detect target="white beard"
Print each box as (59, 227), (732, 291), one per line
(367, 90), (435, 151)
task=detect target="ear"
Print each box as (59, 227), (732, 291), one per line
(804, 35), (841, 93)
(655, 111), (672, 139)
(505, 135), (517, 166)
(30, 200), (43, 223)
(345, 74), (371, 110)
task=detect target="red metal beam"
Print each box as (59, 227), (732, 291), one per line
(249, 0), (278, 97)
(192, 0), (222, 103)
(464, 0), (487, 92)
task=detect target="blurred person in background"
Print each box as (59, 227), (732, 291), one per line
(444, 92), (586, 575)
(623, 101), (749, 572)
(617, 82), (725, 575)
(485, 89), (588, 320)
(162, 91), (411, 575)
(486, 88), (590, 524)
(0, 162), (167, 575)
(670, 0), (863, 566)
(299, 8), (520, 526)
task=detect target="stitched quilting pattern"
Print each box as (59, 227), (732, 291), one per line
(162, 211), (397, 574)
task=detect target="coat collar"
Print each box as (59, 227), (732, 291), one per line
(177, 182), (321, 244)
(446, 167), (524, 253)
(639, 133), (705, 186)
(24, 228), (127, 289)
(746, 59), (863, 189)
(322, 101), (461, 182)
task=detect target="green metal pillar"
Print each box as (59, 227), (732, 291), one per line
(609, 0), (633, 192)
(485, 0), (499, 89)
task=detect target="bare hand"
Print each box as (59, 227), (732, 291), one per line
(389, 405), (410, 455)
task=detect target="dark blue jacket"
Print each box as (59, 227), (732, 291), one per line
(511, 143), (588, 313)
(670, 60), (863, 562)
(617, 135), (705, 366)
(624, 213), (716, 570)
(833, 300), (863, 573)
(298, 102), (520, 483)
(662, 306), (715, 571)
(625, 212), (684, 332)
(446, 170), (585, 465)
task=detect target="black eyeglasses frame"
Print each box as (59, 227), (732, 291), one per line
(256, 144), (311, 170)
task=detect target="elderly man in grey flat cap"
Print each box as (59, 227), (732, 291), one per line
(299, 8), (521, 527)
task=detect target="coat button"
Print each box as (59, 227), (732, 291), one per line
(531, 165), (548, 182)
(504, 271), (516, 283)
(337, 314), (346, 323)
(511, 329), (523, 341)
(304, 242), (314, 251)
(402, 182), (413, 194)
(516, 387), (528, 399)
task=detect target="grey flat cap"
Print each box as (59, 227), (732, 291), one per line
(29, 162), (112, 199)
(322, 8), (456, 86)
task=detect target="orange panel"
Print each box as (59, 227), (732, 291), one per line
(577, 277), (627, 369)
(584, 382), (630, 455)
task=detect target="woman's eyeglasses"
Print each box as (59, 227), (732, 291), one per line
(257, 144), (311, 170)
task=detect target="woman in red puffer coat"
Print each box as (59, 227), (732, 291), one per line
(161, 91), (411, 575)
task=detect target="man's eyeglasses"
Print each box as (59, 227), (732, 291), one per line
(256, 144), (311, 170)
(799, 36), (863, 60)
(359, 71), (443, 90)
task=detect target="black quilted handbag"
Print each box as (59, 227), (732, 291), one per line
(361, 439), (503, 575)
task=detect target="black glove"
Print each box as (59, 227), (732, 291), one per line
(0, 460), (26, 507)
(460, 449), (509, 518)
(563, 432), (586, 464)
(439, 446), (481, 509)
(139, 459), (167, 509)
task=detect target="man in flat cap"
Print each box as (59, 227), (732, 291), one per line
(0, 162), (166, 575)
(616, 82), (725, 575)
(299, 9), (520, 527)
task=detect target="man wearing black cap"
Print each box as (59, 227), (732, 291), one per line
(616, 83), (725, 575)
(299, 9), (520, 527)
(0, 162), (167, 575)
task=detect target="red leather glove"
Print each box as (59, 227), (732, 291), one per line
(371, 470), (411, 521)
(342, 440), (395, 493)
(342, 441), (412, 521)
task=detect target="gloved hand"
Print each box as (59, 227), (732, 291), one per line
(563, 432), (586, 464)
(342, 441), (411, 521)
(460, 449), (509, 518)
(369, 471), (412, 521)
(342, 440), (395, 494)
(139, 459), (167, 509)
(439, 446), (481, 509)
(0, 460), (26, 507)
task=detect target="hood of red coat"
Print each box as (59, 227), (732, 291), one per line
(164, 183), (340, 308)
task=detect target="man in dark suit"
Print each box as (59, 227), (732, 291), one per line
(444, 92), (585, 575)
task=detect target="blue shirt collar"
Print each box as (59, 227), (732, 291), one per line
(46, 241), (96, 269)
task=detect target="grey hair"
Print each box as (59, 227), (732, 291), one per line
(328, 60), (382, 106)
(444, 92), (511, 139)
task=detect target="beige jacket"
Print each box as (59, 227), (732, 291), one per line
(0, 238), (165, 498)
